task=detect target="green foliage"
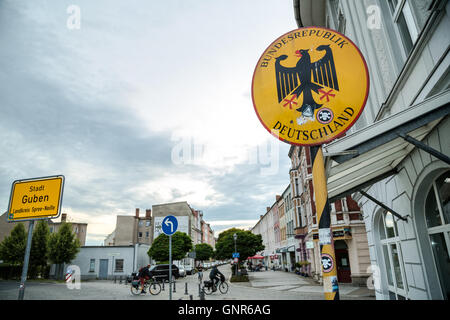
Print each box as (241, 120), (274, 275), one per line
(147, 231), (193, 262)
(193, 243), (214, 261)
(214, 228), (264, 262)
(29, 220), (50, 277)
(0, 223), (27, 265)
(48, 222), (80, 265)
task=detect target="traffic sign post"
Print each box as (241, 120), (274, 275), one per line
(162, 215), (178, 300)
(252, 27), (369, 300)
(6, 175), (65, 300)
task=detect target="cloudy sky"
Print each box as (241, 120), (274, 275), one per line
(0, 0), (295, 245)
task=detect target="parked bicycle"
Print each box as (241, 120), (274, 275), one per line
(202, 278), (228, 295)
(130, 277), (161, 296)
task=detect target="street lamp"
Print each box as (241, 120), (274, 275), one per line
(233, 233), (237, 276)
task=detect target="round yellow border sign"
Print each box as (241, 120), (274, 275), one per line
(252, 27), (369, 146)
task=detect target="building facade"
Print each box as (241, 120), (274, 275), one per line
(104, 208), (152, 246)
(54, 244), (150, 280)
(288, 145), (371, 285)
(0, 212), (87, 246)
(293, 0), (450, 299)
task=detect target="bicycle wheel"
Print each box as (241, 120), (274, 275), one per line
(148, 282), (161, 295)
(219, 281), (228, 294)
(203, 285), (214, 295)
(130, 283), (142, 296)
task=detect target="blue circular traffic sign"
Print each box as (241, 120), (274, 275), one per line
(162, 215), (178, 236)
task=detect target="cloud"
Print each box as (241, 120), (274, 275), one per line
(0, 0), (296, 244)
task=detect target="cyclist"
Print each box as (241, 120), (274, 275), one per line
(197, 264), (204, 282)
(137, 264), (151, 294)
(209, 265), (224, 292)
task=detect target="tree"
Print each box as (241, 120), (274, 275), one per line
(148, 232), (193, 262)
(215, 228), (264, 262)
(29, 220), (50, 278)
(0, 223), (27, 265)
(193, 243), (214, 262)
(48, 222), (80, 279)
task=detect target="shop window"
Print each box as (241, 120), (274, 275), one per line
(424, 171), (450, 299)
(378, 210), (407, 299)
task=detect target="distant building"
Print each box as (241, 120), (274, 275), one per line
(0, 212), (87, 246)
(104, 202), (215, 249)
(104, 208), (152, 246)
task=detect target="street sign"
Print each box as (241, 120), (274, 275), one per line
(162, 215), (178, 236)
(232, 252), (240, 258)
(252, 27), (369, 146)
(161, 215), (178, 301)
(233, 258), (239, 263)
(7, 175), (65, 222)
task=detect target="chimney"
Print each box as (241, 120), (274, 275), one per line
(260, 215), (263, 219)
(276, 195), (281, 201)
(135, 208), (140, 218)
(145, 209), (151, 218)
(61, 213), (67, 222)
(266, 207), (271, 212)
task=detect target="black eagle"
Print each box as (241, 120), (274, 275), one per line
(275, 45), (339, 116)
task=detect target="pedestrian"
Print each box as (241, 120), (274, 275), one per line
(197, 264), (204, 283)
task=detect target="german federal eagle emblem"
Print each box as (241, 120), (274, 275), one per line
(275, 45), (339, 118)
(251, 27), (369, 146)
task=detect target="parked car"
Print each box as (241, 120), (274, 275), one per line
(178, 267), (186, 277)
(184, 265), (195, 275)
(148, 264), (180, 282)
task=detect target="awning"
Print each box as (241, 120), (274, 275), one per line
(324, 91), (450, 202)
(247, 254), (264, 260)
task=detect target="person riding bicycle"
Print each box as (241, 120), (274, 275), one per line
(209, 265), (224, 292)
(137, 264), (151, 294)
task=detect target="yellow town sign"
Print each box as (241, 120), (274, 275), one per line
(252, 27), (369, 146)
(7, 175), (65, 222)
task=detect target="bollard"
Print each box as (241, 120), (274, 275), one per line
(190, 294), (193, 300)
(199, 283), (205, 300)
(173, 280), (176, 293)
(119, 276), (122, 284)
(162, 280), (165, 291)
(185, 282), (188, 295)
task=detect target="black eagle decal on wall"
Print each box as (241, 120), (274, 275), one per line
(275, 45), (339, 116)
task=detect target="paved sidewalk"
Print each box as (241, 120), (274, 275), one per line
(245, 269), (375, 299)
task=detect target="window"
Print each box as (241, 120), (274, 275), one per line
(139, 221), (143, 227)
(138, 232), (142, 238)
(115, 259), (124, 272)
(145, 220), (151, 227)
(424, 171), (450, 299)
(146, 231), (149, 238)
(378, 210), (408, 299)
(387, 0), (418, 55)
(89, 259), (95, 272)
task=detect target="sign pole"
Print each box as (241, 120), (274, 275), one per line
(18, 220), (34, 300)
(169, 234), (172, 301)
(311, 145), (339, 300)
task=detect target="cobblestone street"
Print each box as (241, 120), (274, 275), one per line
(0, 265), (375, 300)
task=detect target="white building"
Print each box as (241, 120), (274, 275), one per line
(50, 244), (151, 280)
(293, 0), (450, 299)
